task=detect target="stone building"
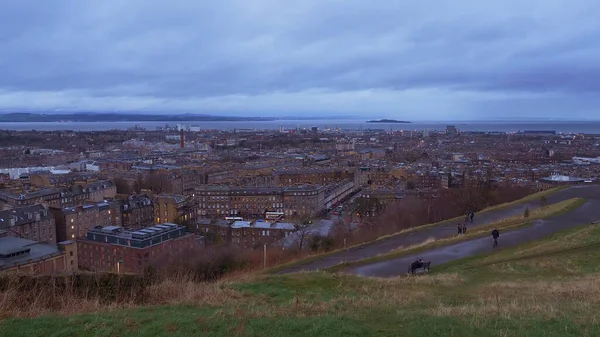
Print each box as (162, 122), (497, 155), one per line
(0, 204), (56, 244)
(77, 224), (196, 274)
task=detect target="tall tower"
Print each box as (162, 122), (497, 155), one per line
(180, 129), (184, 149)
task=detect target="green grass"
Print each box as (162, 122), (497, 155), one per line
(4, 219), (600, 336)
(434, 222), (600, 277)
(325, 197), (586, 272)
(266, 186), (565, 274)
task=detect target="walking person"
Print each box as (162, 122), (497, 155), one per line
(462, 223), (467, 235)
(491, 227), (500, 248)
(469, 212), (475, 223)
(457, 223), (463, 236)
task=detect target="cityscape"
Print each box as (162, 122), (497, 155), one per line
(1, 124), (598, 275)
(2, 0), (600, 335)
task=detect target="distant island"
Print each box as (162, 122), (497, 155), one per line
(366, 119), (411, 123)
(0, 113), (276, 123)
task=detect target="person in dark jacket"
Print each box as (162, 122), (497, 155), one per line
(491, 227), (500, 248)
(410, 259), (424, 273)
(462, 223), (467, 234)
(457, 223), (463, 236)
(469, 212), (475, 222)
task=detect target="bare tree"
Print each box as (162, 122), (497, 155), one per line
(294, 218), (314, 253)
(375, 196), (426, 235)
(133, 174), (144, 194)
(451, 183), (492, 215)
(113, 177), (132, 195)
(145, 172), (170, 194)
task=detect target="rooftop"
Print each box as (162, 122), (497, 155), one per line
(231, 221), (252, 229)
(0, 237), (62, 270)
(0, 204), (51, 229)
(84, 223), (187, 249)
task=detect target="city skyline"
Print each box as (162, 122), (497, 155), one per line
(1, 1), (599, 119)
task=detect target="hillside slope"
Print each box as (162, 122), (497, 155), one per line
(3, 222), (600, 336)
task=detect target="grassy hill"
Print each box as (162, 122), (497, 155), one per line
(2, 221), (600, 336)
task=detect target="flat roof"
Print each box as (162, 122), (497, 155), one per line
(0, 237), (61, 269)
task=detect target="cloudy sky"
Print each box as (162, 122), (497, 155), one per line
(1, 0), (599, 120)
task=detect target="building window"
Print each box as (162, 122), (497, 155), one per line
(70, 219), (74, 223)
(71, 234), (75, 239)
(71, 225), (74, 230)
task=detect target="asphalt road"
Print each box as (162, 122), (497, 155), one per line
(276, 185), (600, 274)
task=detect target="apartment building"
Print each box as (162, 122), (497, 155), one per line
(120, 194), (154, 229)
(0, 204), (56, 244)
(84, 180), (117, 202)
(361, 188), (405, 206)
(0, 180), (117, 211)
(356, 167), (390, 186)
(98, 200), (122, 228)
(283, 185), (326, 218)
(195, 184), (328, 218)
(52, 204), (99, 242)
(181, 168), (207, 196)
(98, 160), (133, 171)
(323, 181), (357, 210)
(195, 186), (283, 218)
(274, 168), (353, 186)
(0, 188), (61, 210)
(217, 220), (295, 249)
(230, 188), (284, 218)
(416, 171), (441, 189)
(77, 223), (196, 274)
(154, 194), (196, 224)
(194, 219), (232, 244)
(206, 169), (237, 184)
(58, 185), (88, 206)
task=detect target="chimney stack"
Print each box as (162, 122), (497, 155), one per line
(180, 129), (184, 149)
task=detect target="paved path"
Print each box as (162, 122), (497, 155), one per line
(350, 185), (600, 277)
(276, 185), (600, 274)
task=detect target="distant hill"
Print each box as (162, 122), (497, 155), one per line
(366, 119), (411, 123)
(0, 113), (276, 123)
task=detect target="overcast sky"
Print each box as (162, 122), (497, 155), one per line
(1, 0), (599, 120)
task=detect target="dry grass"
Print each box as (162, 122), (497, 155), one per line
(429, 273), (600, 321)
(0, 272), (249, 318)
(485, 274), (600, 303)
(144, 278), (240, 306)
(0, 282), (125, 318)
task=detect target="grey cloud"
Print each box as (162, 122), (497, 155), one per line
(0, 0), (599, 117)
